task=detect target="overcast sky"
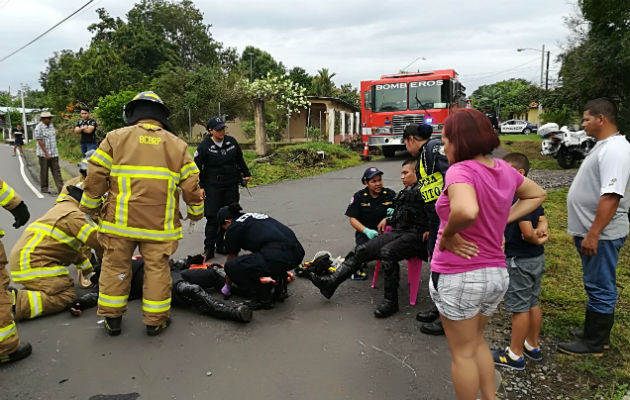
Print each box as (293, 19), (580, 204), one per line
(0, 0), (577, 96)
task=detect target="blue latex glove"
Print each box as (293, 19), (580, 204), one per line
(386, 208), (394, 216)
(363, 228), (379, 239)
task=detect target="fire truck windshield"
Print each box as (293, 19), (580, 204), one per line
(373, 85), (407, 112)
(409, 80), (450, 110)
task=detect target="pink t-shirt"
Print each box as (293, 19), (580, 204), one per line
(431, 159), (525, 274)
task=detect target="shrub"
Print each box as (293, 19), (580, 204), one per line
(95, 90), (137, 132)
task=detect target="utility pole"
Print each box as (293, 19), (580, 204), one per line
(545, 50), (550, 90)
(188, 108), (192, 142)
(20, 84), (28, 143)
(539, 44), (545, 88)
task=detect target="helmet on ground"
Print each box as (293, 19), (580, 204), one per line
(66, 183), (84, 203)
(122, 91), (170, 125)
(538, 122), (560, 138)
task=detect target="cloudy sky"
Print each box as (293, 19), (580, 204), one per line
(0, 0), (577, 96)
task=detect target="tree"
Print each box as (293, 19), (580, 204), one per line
(95, 90), (137, 132)
(337, 83), (360, 108)
(558, 0), (630, 135)
(470, 79), (542, 120)
(239, 46), (285, 81)
(311, 68), (337, 97)
(288, 67), (313, 92)
(244, 75), (309, 155)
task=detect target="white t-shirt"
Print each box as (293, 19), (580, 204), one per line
(567, 134), (630, 239)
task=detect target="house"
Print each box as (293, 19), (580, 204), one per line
(513, 102), (543, 126)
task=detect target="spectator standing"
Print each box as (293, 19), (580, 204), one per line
(74, 107), (98, 156)
(12, 124), (24, 156)
(34, 111), (64, 194)
(493, 152), (549, 371)
(558, 98), (630, 356)
(430, 109), (545, 400)
(483, 106), (499, 132)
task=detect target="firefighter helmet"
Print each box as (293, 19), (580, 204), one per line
(122, 91), (170, 125)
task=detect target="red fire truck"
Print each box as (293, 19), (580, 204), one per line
(359, 69), (466, 157)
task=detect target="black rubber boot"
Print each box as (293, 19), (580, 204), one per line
(374, 261), (399, 318)
(558, 309), (611, 356)
(309, 252), (363, 299)
(0, 342), (32, 364)
(416, 305), (439, 323)
(176, 281), (252, 322)
(70, 292), (99, 316)
(104, 316), (122, 336)
(421, 318), (445, 336)
(146, 318), (171, 336)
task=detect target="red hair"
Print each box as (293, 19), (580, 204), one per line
(443, 109), (500, 162)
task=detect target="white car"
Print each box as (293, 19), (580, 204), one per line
(500, 119), (537, 134)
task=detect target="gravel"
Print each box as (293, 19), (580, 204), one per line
(528, 168), (577, 190)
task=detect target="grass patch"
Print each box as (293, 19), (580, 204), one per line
(500, 137), (563, 170)
(541, 189), (629, 392)
(188, 142), (362, 186)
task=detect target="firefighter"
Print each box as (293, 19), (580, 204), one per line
(56, 149), (94, 203)
(344, 167), (396, 279)
(80, 91), (204, 337)
(8, 184), (102, 321)
(71, 255), (252, 323)
(403, 123), (449, 335)
(219, 203), (305, 310)
(194, 117), (251, 260)
(310, 159), (429, 318)
(0, 178), (32, 364)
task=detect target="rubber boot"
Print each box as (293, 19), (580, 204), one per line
(374, 261), (399, 318)
(558, 309), (611, 356)
(176, 281), (252, 323)
(0, 342), (32, 364)
(73, 292), (99, 311)
(104, 316), (122, 336)
(569, 327), (611, 350)
(309, 252), (363, 299)
(146, 318), (171, 336)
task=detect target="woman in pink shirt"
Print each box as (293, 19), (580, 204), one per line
(430, 109), (546, 400)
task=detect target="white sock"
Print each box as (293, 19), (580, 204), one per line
(507, 347), (523, 360)
(524, 339), (539, 351)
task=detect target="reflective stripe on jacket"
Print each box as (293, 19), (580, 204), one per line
(9, 198), (101, 283)
(0, 178), (22, 237)
(80, 120), (204, 241)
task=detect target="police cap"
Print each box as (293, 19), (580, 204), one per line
(206, 116), (226, 131)
(361, 167), (383, 184)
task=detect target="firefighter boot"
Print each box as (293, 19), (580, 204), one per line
(146, 318), (171, 336)
(176, 281), (252, 323)
(309, 251), (364, 299)
(0, 342), (32, 364)
(374, 261), (400, 318)
(104, 317), (122, 336)
(558, 309), (612, 357)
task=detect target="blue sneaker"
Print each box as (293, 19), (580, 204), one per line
(492, 347), (525, 371)
(523, 346), (542, 361)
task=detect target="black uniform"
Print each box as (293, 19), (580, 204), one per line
(194, 135), (250, 252)
(414, 138), (449, 256)
(76, 118), (98, 155)
(345, 187), (396, 246)
(484, 111), (499, 131)
(223, 213), (305, 302)
(13, 129), (24, 146)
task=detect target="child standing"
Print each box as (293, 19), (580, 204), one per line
(493, 152), (549, 370)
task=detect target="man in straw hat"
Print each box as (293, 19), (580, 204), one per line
(34, 111), (64, 194)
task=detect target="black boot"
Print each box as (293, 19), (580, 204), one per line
(309, 251), (364, 299)
(70, 292), (99, 316)
(558, 309), (612, 356)
(146, 318), (171, 336)
(374, 261), (399, 318)
(416, 305), (439, 323)
(421, 318), (445, 336)
(176, 281), (252, 323)
(0, 342), (32, 364)
(104, 316), (122, 336)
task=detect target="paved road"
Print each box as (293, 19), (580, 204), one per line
(0, 145), (453, 400)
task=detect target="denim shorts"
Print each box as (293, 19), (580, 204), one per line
(503, 254), (545, 313)
(429, 267), (509, 321)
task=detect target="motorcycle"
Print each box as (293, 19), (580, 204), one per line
(539, 123), (595, 169)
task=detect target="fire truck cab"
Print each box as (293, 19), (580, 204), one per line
(360, 69), (466, 157)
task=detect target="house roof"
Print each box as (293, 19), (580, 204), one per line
(307, 96), (359, 112)
(0, 106), (49, 114)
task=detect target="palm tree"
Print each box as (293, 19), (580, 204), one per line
(311, 68), (336, 97)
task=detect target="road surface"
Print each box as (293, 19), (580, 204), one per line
(0, 145), (454, 400)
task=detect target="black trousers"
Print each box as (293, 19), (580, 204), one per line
(224, 243), (305, 301)
(203, 185), (240, 250)
(427, 208), (440, 257)
(360, 229), (427, 263)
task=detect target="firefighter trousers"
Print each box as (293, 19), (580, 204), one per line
(0, 241), (20, 356)
(14, 275), (76, 320)
(97, 234), (177, 326)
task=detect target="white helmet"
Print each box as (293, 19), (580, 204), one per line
(538, 122), (560, 137)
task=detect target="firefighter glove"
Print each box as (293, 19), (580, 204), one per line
(10, 201), (30, 228)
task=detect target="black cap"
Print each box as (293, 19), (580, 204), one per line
(361, 167), (383, 183)
(216, 206), (233, 229)
(206, 116), (226, 131)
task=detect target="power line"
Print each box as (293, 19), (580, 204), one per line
(0, 0), (95, 64)
(460, 58), (541, 83)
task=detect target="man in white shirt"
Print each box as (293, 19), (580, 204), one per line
(34, 111), (64, 194)
(559, 98), (630, 356)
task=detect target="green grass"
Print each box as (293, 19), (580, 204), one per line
(188, 142), (362, 186)
(500, 137), (563, 170)
(541, 189), (630, 394)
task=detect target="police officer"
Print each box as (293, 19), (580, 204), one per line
(9, 184), (102, 321)
(0, 178), (31, 364)
(403, 123), (449, 335)
(194, 117), (251, 260)
(345, 167), (396, 279)
(219, 203), (305, 310)
(80, 91), (205, 337)
(310, 160), (428, 316)
(484, 106), (499, 132)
